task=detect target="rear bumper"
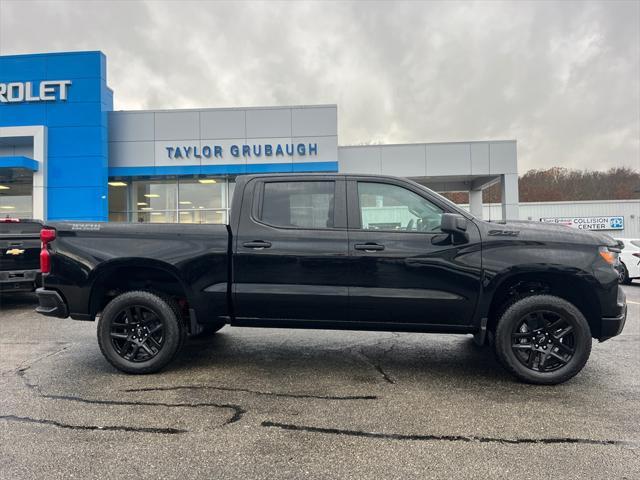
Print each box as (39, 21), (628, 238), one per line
(35, 288), (69, 318)
(0, 269), (39, 292)
(598, 287), (627, 341)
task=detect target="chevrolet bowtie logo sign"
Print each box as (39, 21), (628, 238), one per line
(5, 248), (25, 256)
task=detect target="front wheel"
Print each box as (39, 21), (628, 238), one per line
(97, 291), (185, 374)
(494, 295), (592, 385)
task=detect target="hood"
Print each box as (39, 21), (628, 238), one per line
(480, 219), (618, 247)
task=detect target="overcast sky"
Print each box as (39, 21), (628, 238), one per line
(0, 0), (638, 172)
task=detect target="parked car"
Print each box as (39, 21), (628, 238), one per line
(35, 174), (626, 384)
(614, 238), (640, 284)
(0, 218), (42, 293)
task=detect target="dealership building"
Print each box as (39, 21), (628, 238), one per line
(0, 50), (520, 225)
(1, 51), (637, 238)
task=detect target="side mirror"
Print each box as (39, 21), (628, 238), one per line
(440, 213), (467, 234)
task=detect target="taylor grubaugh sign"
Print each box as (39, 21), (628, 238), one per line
(539, 216), (624, 231)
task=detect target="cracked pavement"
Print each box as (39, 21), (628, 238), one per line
(1, 286), (639, 479)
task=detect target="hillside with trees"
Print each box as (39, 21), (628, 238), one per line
(443, 167), (640, 204)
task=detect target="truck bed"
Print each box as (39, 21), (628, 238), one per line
(43, 222), (230, 321)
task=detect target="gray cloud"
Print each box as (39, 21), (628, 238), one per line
(0, 0), (638, 172)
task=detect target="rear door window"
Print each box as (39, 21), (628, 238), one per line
(259, 181), (336, 229)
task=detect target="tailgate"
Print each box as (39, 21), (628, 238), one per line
(0, 221), (42, 272)
(0, 234), (40, 271)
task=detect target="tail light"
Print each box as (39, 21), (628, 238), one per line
(0, 218), (20, 223)
(40, 228), (56, 274)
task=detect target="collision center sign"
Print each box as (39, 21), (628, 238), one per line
(540, 216), (624, 231)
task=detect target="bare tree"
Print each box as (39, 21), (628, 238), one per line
(441, 167), (640, 204)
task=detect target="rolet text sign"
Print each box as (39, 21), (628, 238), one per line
(0, 80), (72, 103)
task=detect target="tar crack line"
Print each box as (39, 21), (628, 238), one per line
(261, 421), (637, 447)
(0, 415), (186, 435)
(122, 384), (378, 401)
(16, 365), (246, 427)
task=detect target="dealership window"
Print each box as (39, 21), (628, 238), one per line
(357, 182), (443, 232)
(260, 181), (335, 229)
(0, 168), (33, 219)
(108, 176), (233, 224)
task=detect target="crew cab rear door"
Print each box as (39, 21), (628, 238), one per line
(232, 176), (349, 322)
(346, 177), (482, 327)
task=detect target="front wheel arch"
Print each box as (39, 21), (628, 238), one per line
(483, 272), (602, 339)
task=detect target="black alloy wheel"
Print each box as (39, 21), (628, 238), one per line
(97, 291), (185, 374)
(511, 311), (575, 373)
(494, 295), (592, 385)
(110, 305), (165, 362)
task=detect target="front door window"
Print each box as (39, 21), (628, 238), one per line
(357, 182), (443, 233)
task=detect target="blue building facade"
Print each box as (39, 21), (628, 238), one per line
(0, 51), (112, 221)
(0, 51), (518, 224)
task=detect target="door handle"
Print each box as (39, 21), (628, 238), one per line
(354, 243), (385, 252)
(242, 240), (272, 250)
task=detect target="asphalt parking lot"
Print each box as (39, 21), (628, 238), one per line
(1, 286), (639, 479)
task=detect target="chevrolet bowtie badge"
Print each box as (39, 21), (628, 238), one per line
(5, 248), (25, 256)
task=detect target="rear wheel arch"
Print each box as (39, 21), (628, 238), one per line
(88, 261), (192, 321)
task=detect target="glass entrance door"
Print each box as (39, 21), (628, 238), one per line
(0, 168), (33, 219)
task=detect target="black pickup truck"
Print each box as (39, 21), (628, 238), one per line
(35, 174), (627, 384)
(0, 218), (42, 293)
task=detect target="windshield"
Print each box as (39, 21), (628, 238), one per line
(410, 181), (474, 219)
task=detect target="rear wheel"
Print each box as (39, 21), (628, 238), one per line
(494, 295), (592, 385)
(97, 291), (185, 374)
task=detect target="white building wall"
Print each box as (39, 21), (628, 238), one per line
(461, 199), (640, 238)
(108, 105), (339, 170)
(338, 140), (519, 220)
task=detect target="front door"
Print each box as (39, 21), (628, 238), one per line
(233, 177), (349, 322)
(346, 178), (482, 327)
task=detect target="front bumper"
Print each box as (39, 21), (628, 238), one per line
(599, 287), (627, 341)
(35, 288), (69, 318)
